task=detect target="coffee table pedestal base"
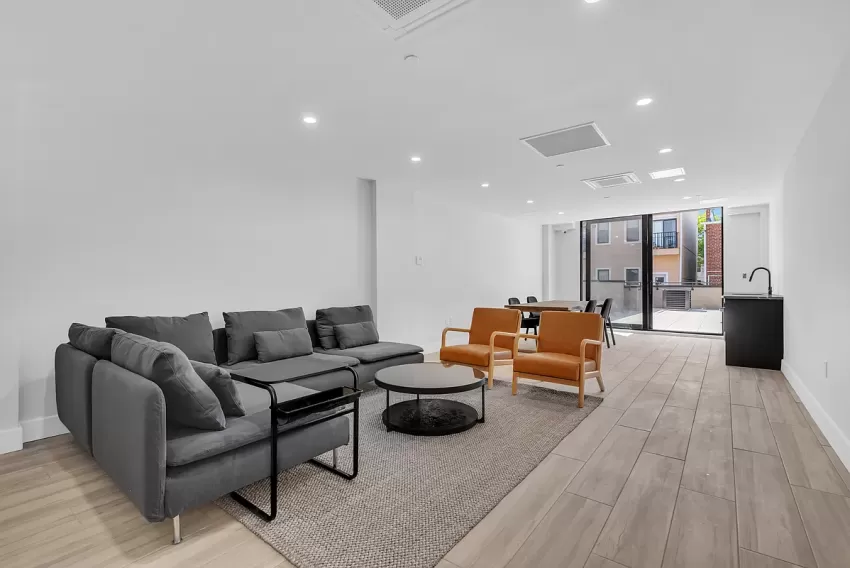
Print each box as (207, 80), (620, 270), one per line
(382, 399), (481, 436)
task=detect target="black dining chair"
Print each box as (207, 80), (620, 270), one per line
(526, 296), (542, 319)
(584, 300), (598, 313)
(509, 297), (539, 334)
(599, 298), (616, 348)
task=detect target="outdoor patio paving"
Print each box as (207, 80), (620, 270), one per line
(615, 308), (723, 334)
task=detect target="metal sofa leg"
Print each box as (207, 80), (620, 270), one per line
(332, 447), (339, 469)
(172, 516), (181, 545)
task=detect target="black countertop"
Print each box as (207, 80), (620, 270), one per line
(724, 294), (783, 300)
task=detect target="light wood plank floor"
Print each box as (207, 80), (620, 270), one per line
(2, 332), (849, 568)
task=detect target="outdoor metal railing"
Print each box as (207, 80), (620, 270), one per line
(652, 231), (678, 249)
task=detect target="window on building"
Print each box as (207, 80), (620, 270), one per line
(625, 219), (640, 243)
(597, 268), (610, 282)
(653, 273), (668, 283)
(625, 268), (640, 283)
(596, 222), (610, 245)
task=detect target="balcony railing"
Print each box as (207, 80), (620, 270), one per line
(653, 231), (678, 249)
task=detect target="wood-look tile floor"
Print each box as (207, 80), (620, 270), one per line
(2, 332), (849, 568)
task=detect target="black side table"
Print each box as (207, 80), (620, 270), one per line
(230, 360), (360, 522)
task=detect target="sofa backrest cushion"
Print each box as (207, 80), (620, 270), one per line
(315, 305), (374, 350)
(222, 308), (307, 365)
(189, 361), (246, 417)
(105, 312), (216, 364)
(68, 323), (119, 360)
(335, 321), (380, 349)
(253, 328), (314, 363)
(111, 332), (225, 431)
(306, 319), (321, 348)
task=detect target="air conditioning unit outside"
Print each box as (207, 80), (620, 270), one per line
(355, 0), (475, 39)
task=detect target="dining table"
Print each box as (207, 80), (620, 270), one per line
(503, 300), (589, 312)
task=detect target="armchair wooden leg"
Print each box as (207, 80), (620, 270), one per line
(487, 361), (495, 389)
(596, 373), (605, 392)
(512, 372), (518, 395)
(578, 375), (585, 408)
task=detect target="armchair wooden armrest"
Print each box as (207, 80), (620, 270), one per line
(580, 339), (604, 367)
(441, 327), (471, 349)
(512, 332), (538, 352)
(489, 331), (518, 358)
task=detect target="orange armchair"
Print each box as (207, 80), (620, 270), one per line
(440, 307), (521, 389)
(511, 311), (605, 408)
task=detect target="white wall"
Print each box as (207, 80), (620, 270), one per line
(552, 224), (581, 301)
(780, 52), (850, 466)
(376, 188), (542, 353)
(723, 205), (771, 294)
(3, 176), (376, 449)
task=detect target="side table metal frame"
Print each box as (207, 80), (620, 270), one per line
(230, 366), (360, 522)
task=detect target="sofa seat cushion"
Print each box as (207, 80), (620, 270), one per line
(439, 344), (513, 367)
(221, 352), (359, 382)
(513, 352), (597, 380)
(165, 382), (323, 467)
(316, 342), (423, 364)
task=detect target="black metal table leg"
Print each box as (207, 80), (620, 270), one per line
(479, 384), (486, 423)
(230, 380), (278, 522)
(309, 367), (360, 480)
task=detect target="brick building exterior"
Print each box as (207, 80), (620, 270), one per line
(705, 221), (723, 286)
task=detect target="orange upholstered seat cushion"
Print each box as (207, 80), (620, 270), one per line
(513, 352), (597, 380)
(468, 307), (521, 350)
(440, 344), (514, 367)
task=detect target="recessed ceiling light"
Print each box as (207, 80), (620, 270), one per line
(603, 196), (611, 199)
(527, 200), (534, 204)
(404, 54), (419, 63)
(481, 182), (489, 188)
(558, 211), (565, 215)
(636, 98), (653, 106)
(556, 164), (564, 168)
(410, 156), (421, 163)
(682, 196), (692, 200)
(674, 178), (686, 182)
(302, 114), (318, 125)
(659, 148), (673, 154)
(649, 167), (686, 180)
(585, 0), (602, 3)
(700, 198), (727, 205)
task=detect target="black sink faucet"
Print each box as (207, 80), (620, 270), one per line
(749, 267), (773, 296)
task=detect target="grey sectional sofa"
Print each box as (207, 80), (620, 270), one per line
(55, 306), (422, 543)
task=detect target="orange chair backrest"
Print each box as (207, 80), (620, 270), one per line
(537, 311), (604, 360)
(468, 308), (521, 349)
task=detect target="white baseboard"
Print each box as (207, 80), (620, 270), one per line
(782, 360), (850, 471)
(20, 415), (69, 443)
(0, 425), (23, 455)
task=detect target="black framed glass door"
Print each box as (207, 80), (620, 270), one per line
(581, 208), (724, 335)
(581, 215), (648, 330)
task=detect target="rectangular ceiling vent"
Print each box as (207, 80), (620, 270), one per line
(356, 0), (475, 39)
(521, 122), (610, 158)
(582, 172), (641, 190)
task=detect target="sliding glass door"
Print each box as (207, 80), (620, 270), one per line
(581, 216), (646, 330)
(580, 208), (724, 335)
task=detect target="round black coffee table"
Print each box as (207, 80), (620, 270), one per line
(374, 363), (486, 436)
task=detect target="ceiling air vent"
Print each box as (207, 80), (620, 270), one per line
(582, 172), (641, 190)
(356, 0), (475, 39)
(521, 122), (610, 158)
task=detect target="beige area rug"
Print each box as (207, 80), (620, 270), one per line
(218, 381), (601, 568)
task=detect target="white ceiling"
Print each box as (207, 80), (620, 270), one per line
(5, 0), (850, 223)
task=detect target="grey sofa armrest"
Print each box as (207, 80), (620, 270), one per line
(92, 360), (167, 522)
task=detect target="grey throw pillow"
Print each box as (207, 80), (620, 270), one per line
(315, 305), (374, 350)
(105, 312), (216, 364)
(68, 323), (119, 359)
(253, 328), (313, 363)
(111, 332), (225, 431)
(335, 321), (380, 349)
(222, 308), (306, 365)
(190, 361), (246, 417)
